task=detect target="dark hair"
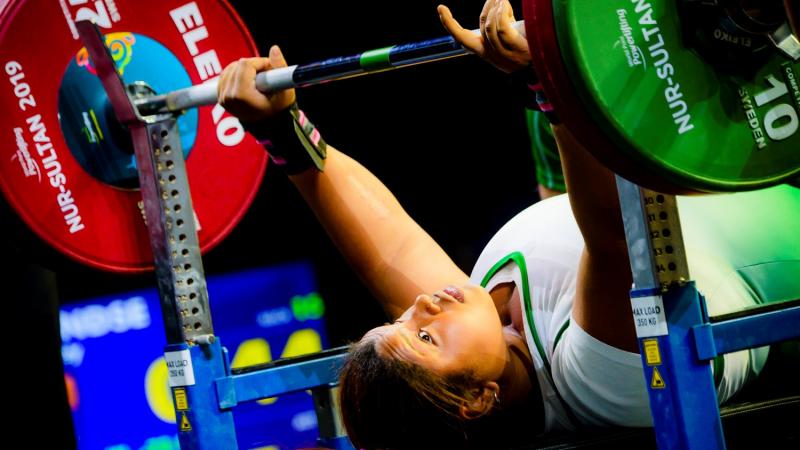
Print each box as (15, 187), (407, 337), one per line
(338, 339), (504, 449)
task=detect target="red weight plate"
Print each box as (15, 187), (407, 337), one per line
(522, 0), (692, 194)
(0, 0), (267, 272)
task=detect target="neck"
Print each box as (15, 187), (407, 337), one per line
(490, 283), (545, 429)
(489, 282), (533, 404)
(490, 282), (516, 325)
(496, 332), (545, 430)
(498, 329), (533, 404)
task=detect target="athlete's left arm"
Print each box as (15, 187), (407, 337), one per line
(443, 0), (639, 352)
(553, 125), (638, 353)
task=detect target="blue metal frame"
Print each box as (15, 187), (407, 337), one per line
(75, 21), (355, 450)
(636, 284), (725, 450)
(618, 176), (800, 449)
(694, 303), (800, 360)
(166, 342), (354, 449)
(319, 436), (358, 450)
(216, 351), (347, 408)
(617, 176), (725, 449)
(168, 341), (238, 449)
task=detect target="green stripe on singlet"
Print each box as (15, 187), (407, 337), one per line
(360, 46), (393, 71)
(480, 251), (580, 426)
(480, 251), (552, 373)
(553, 319), (570, 350)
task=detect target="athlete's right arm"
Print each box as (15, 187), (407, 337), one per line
(218, 47), (469, 320)
(289, 146), (469, 319)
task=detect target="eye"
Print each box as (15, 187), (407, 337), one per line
(418, 329), (433, 344)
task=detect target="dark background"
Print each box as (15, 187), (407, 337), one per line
(3, 1), (539, 448)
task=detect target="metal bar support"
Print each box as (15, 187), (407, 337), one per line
(312, 385), (355, 450)
(617, 176), (725, 450)
(76, 21), (236, 449)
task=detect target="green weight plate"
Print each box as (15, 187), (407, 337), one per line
(554, 0), (800, 192)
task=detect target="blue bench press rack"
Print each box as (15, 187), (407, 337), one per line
(616, 176), (800, 450)
(73, 20), (353, 450)
(76, 19), (799, 449)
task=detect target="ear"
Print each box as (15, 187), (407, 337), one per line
(458, 381), (500, 420)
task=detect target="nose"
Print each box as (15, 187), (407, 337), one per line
(413, 294), (442, 318)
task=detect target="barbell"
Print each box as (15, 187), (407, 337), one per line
(1, 0), (798, 272)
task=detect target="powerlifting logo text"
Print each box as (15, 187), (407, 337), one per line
(12, 127), (41, 182)
(617, 9), (646, 69)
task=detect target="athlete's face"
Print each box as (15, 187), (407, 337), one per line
(364, 284), (507, 380)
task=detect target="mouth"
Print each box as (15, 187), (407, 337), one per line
(442, 285), (465, 303)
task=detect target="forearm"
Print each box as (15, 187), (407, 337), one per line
(552, 123), (637, 352)
(289, 146), (468, 319)
(214, 52), (468, 316)
(552, 124), (626, 251)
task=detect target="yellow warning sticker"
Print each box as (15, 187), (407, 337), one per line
(651, 367), (666, 389)
(180, 412), (192, 432)
(174, 388), (188, 411)
(643, 339), (662, 366)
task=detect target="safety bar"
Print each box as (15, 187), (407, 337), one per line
(694, 300), (800, 360)
(217, 346), (349, 408)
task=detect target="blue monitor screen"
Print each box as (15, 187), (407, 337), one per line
(60, 261), (330, 450)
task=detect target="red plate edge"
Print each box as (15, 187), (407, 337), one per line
(184, 0), (268, 269)
(0, 0), (268, 273)
(522, 0), (695, 195)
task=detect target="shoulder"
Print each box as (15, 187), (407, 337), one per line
(496, 197), (573, 248)
(480, 195), (580, 256)
(470, 195), (582, 282)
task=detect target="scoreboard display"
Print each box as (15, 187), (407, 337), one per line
(60, 262), (330, 450)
